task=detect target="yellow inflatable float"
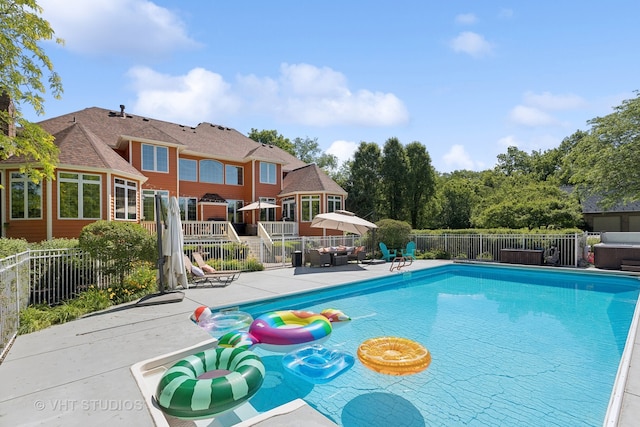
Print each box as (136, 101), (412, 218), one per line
(357, 336), (431, 376)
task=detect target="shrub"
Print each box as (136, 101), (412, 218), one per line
(376, 219), (412, 251)
(0, 238), (28, 259)
(108, 262), (157, 304)
(79, 221), (156, 285)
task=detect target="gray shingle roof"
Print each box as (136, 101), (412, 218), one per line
(281, 164), (347, 195)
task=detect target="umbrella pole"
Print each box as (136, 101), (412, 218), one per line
(155, 194), (165, 294)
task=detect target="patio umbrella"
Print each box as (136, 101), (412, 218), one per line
(311, 210), (378, 235)
(162, 196), (188, 290)
(238, 201), (281, 211)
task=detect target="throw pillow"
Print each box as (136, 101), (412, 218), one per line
(202, 264), (216, 273)
(191, 266), (204, 277)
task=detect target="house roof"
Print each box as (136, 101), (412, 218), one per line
(33, 107), (307, 172)
(281, 164), (347, 195)
(1, 120), (145, 180)
(581, 194), (640, 214)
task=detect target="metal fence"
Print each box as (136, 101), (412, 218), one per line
(413, 233), (588, 267)
(0, 252), (29, 363)
(0, 232), (590, 357)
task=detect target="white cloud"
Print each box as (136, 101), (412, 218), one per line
(523, 91), (587, 110)
(455, 13), (477, 25)
(326, 140), (358, 165)
(442, 144), (478, 170)
(498, 135), (521, 148)
(508, 105), (558, 127)
(128, 67), (242, 124)
(39, 0), (199, 57)
(449, 32), (493, 58)
(128, 63), (410, 128)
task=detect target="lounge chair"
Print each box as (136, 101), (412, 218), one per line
(185, 253), (241, 287)
(379, 242), (397, 262)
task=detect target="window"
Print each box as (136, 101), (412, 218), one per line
(259, 197), (277, 221)
(327, 195), (342, 213)
(141, 144), (168, 173)
(283, 197), (296, 222)
(115, 178), (137, 220)
(200, 160), (223, 183)
(227, 200), (243, 223)
(58, 172), (101, 219)
(142, 190), (169, 221)
(260, 162), (277, 184)
(300, 195), (320, 222)
(225, 165), (243, 185)
(10, 173), (42, 219)
(179, 159), (197, 181)
(178, 197), (197, 221)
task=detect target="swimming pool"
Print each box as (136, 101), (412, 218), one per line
(217, 264), (640, 426)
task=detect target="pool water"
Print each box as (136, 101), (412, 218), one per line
(223, 264), (640, 427)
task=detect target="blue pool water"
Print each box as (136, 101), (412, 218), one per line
(221, 264), (640, 426)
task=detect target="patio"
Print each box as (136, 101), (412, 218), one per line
(1, 260), (640, 426)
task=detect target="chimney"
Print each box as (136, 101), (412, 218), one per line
(119, 104), (125, 117)
(0, 92), (16, 138)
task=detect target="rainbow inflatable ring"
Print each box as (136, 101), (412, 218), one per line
(218, 309), (350, 353)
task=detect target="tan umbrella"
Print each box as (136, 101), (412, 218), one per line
(311, 210), (377, 235)
(238, 201), (281, 211)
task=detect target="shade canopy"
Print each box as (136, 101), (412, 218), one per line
(311, 210), (377, 235)
(238, 201), (281, 211)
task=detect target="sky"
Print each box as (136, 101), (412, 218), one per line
(23, 0), (640, 173)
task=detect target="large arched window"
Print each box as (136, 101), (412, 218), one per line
(199, 160), (224, 183)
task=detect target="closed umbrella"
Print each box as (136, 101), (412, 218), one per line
(162, 196), (188, 290)
(311, 210), (377, 235)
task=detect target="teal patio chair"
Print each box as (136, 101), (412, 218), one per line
(379, 242), (397, 262)
(401, 241), (416, 260)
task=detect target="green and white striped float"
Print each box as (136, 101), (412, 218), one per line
(155, 347), (265, 419)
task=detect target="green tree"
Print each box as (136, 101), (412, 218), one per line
(247, 128), (295, 155)
(564, 93), (640, 209)
(292, 136), (338, 173)
(438, 175), (478, 229)
(380, 137), (408, 220)
(0, 0), (64, 182)
(345, 142), (381, 220)
(405, 142), (436, 228)
(471, 176), (582, 229)
(495, 146), (532, 176)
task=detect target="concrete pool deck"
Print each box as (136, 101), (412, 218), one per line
(1, 260), (639, 426)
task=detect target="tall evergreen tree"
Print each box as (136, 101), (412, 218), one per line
(345, 142), (381, 220)
(380, 138), (408, 220)
(405, 142), (436, 228)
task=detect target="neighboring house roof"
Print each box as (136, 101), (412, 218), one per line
(281, 164), (347, 195)
(32, 107), (307, 171)
(581, 194), (640, 214)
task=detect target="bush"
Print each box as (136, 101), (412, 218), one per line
(0, 237), (28, 259)
(79, 221), (156, 285)
(107, 262), (157, 304)
(18, 264), (156, 334)
(376, 219), (412, 251)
